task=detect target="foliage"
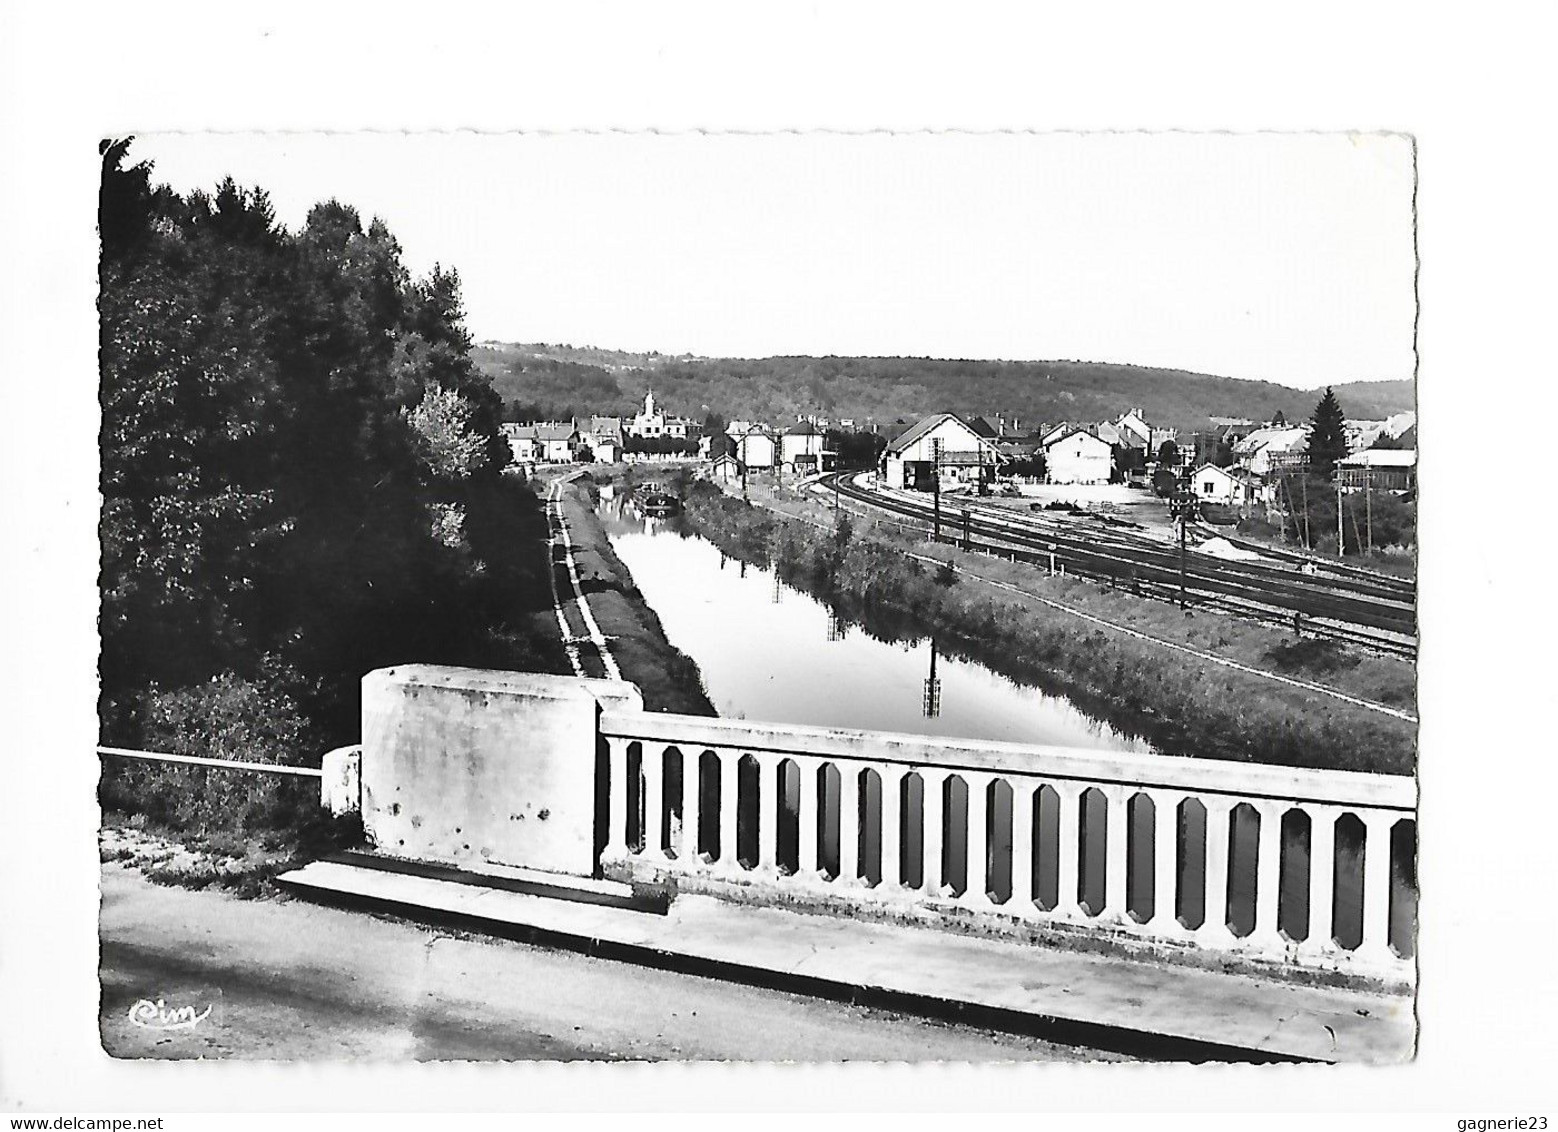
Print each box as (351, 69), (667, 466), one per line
(1156, 439), (1180, 467)
(98, 138), (560, 761)
(405, 385), (489, 480)
(473, 342), (1416, 435)
(623, 434), (700, 457)
(1307, 387), (1350, 480)
(1275, 474), (1416, 556)
(825, 428), (888, 470)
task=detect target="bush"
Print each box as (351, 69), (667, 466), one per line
(99, 668), (335, 840)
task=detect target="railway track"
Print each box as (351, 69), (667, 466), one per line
(815, 473), (1418, 658)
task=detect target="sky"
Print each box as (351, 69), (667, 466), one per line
(127, 131), (1416, 389)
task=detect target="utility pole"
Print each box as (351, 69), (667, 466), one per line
(1336, 476), (1345, 559)
(931, 437), (943, 544)
(962, 507), (971, 552)
(1365, 468), (1373, 555)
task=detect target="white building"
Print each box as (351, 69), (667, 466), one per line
(879, 413), (1001, 491)
(1189, 463), (1260, 507)
(781, 422), (829, 473)
(1336, 448), (1417, 494)
(626, 390), (695, 441)
(1232, 426), (1310, 476)
(731, 426), (778, 470)
(1043, 428), (1113, 485)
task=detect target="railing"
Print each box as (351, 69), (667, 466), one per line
(598, 711), (1416, 983)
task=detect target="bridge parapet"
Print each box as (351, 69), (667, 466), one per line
(344, 665), (1413, 987)
(597, 709), (1416, 986)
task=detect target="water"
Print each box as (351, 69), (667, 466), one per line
(597, 495), (1150, 751)
(596, 492), (1415, 959)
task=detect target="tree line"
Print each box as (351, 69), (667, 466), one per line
(98, 140), (560, 781)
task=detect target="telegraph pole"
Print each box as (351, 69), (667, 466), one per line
(931, 437), (943, 543)
(1336, 476), (1345, 559)
(1365, 468), (1373, 555)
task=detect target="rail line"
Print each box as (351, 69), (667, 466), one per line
(814, 473), (1417, 658)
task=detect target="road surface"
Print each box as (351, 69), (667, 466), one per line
(98, 864), (1120, 1061)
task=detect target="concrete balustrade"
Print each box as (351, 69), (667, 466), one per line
(598, 707), (1416, 984)
(345, 666), (1413, 987)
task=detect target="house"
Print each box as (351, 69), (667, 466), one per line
(1335, 449), (1417, 494)
(731, 425), (778, 471)
(500, 423), (541, 465)
(879, 413), (1002, 492)
(1115, 408), (1154, 449)
(535, 422), (582, 463)
(626, 390), (696, 441)
(1189, 463), (1261, 507)
(1043, 427), (1113, 485)
(1232, 426), (1310, 477)
(780, 421), (832, 474)
(708, 452), (744, 484)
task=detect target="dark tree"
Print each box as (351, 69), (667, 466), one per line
(1308, 387), (1349, 479)
(1156, 439), (1180, 468)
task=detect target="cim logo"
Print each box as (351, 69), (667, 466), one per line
(126, 996), (213, 1031)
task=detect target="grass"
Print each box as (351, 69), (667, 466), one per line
(681, 481), (1417, 776)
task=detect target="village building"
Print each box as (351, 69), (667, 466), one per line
(1042, 427), (1114, 485)
(780, 421), (832, 475)
(626, 390), (696, 441)
(1335, 449), (1417, 494)
(879, 413), (1002, 492)
(708, 452), (744, 484)
(1189, 463), (1261, 507)
(731, 425), (778, 471)
(500, 422), (540, 465)
(1232, 426), (1310, 477)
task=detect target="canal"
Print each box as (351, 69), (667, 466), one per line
(595, 489), (1414, 959)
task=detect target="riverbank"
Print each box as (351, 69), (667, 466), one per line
(546, 473), (715, 716)
(680, 481), (1415, 775)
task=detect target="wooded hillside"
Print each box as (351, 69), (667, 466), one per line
(474, 342), (1414, 432)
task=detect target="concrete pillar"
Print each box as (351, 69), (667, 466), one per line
(1103, 786), (1130, 921)
(1054, 783), (1082, 919)
(879, 766), (902, 889)
(718, 750), (740, 873)
(1252, 801), (1286, 950)
(1149, 789), (1181, 934)
(1307, 806), (1338, 954)
(1009, 780), (1035, 914)
(920, 772), (945, 897)
(359, 666), (642, 877)
(961, 774), (994, 910)
(757, 756), (779, 875)
(641, 743), (665, 861)
(796, 757), (819, 876)
(1358, 812), (1397, 966)
(603, 738), (630, 859)
(1199, 798), (1233, 945)
(837, 765), (860, 884)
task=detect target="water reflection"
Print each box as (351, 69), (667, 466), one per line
(597, 495), (1150, 752)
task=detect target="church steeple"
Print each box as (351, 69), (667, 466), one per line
(644, 388), (656, 417)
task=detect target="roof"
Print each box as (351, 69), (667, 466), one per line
(534, 422), (578, 442)
(785, 421), (824, 436)
(884, 413), (1000, 457)
(1044, 427), (1112, 452)
(1233, 426), (1309, 456)
(964, 415), (1000, 439)
(1338, 449), (1417, 468)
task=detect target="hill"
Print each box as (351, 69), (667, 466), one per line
(472, 343), (1415, 432)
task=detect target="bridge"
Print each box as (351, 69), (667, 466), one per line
(255, 664), (1415, 1062)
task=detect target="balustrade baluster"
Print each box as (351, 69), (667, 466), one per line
(960, 773), (994, 910)
(1358, 812), (1397, 966)
(879, 765), (902, 889)
(920, 771), (946, 897)
(1305, 805), (1338, 957)
(1054, 783), (1082, 919)
(1148, 789), (1181, 935)
(1009, 778), (1035, 914)
(719, 750), (740, 873)
(680, 753), (701, 865)
(838, 764), (860, 884)
(757, 756), (779, 874)
(640, 743), (665, 862)
(1103, 785), (1130, 921)
(1251, 800), (1286, 951)
(604, 738), (630, 859)
(796, 757), (819, 877)
(1198, 797), (1233, 945)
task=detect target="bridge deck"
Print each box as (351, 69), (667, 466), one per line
(279, 857), (1415, 1064)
